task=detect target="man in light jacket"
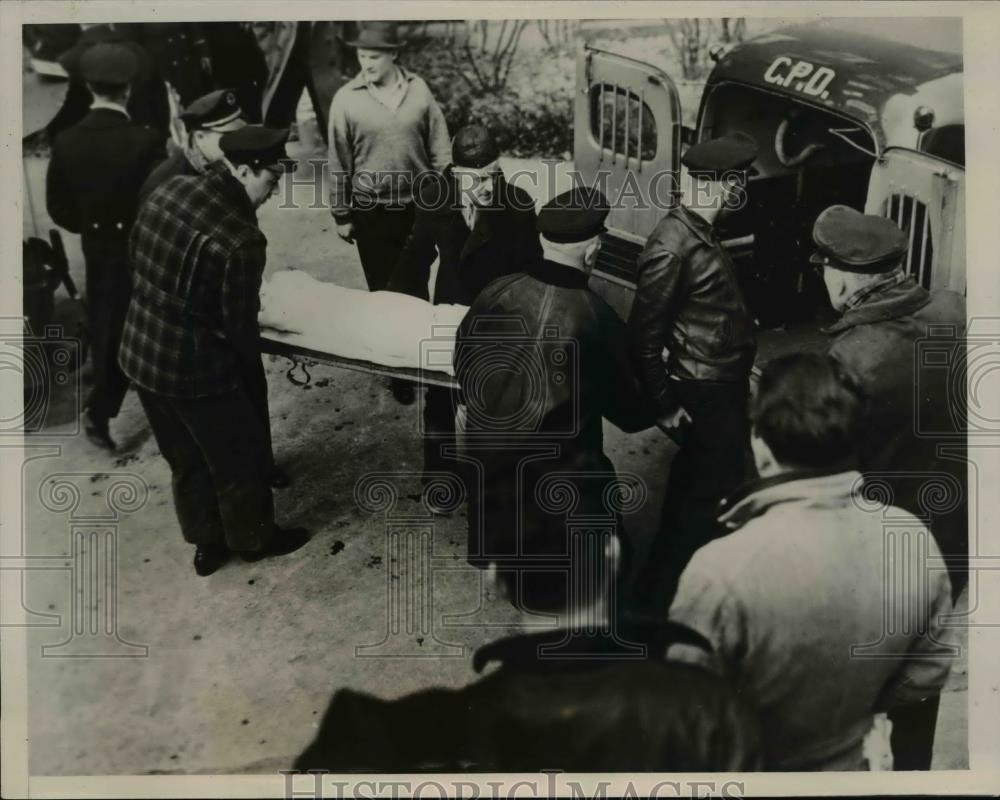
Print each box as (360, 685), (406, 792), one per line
(668, 352), (956, 770)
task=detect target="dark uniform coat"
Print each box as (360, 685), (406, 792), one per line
(388, 170), (542, 306)
(294, 621), (762, 772)
(46, 106), (165, 420)
(828, 276), (967, 597)
(455, 259), (652, 571)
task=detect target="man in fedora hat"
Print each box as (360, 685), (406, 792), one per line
(46, 41), (166, 451)
(327, 21), (451, 404)
(387, 124), (542, 510)
(139, 87), (247, 204)
(120, 126), (309, 576)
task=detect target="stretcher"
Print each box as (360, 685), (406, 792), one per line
(257, 270), (464, 390)
(260, 329), (459, 389)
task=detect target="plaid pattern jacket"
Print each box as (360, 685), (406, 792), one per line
(119, 163), (266, 397)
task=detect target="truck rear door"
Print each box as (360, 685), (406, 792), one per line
(574, 46), (681, 318)
(865, 149), (965, 293)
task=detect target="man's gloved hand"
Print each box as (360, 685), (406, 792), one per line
(335, 221), (355, 244)
(655, 405), (692, 444)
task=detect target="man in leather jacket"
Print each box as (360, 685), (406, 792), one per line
(294, 532), (762, 773)
(453, 187), (653, 600)
(628, 134), (759, 608)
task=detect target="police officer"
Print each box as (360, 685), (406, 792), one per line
(46, 42), (166, 451)
(139, 88), (247, 204)
(455, 187), (651, 608)
(812, 205), (967, 770)
(120, 126), (308, 576)
(627, 134), (759, 607)
(139, 89), (288, 488)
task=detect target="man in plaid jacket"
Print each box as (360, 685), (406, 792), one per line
(120, 125), (309, 576)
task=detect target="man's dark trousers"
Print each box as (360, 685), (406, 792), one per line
(637, 378), (754, 606)
(351, 203), (416, 291)
(423, 385), (466, 486)
(241, 355), (277, 474)
(137, 386), (274, 552)
(82, 236), (132, 424)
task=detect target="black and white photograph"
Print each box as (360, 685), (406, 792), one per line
(2, 1), (999, 797)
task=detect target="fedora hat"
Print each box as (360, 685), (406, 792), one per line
(345, 21), (405, 50)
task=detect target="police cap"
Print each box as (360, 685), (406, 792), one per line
(80, 42), (139, 86)
(681, 132), (758, 179)
(179, 88), (245, 132)
(810, 205), (908, 273)
(537, 186), (610, 243)
(220, 125), (297, 173)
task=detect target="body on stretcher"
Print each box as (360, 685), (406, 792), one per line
(258, 269), (465, 389)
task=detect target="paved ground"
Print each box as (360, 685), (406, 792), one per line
(19, 102), (967, 773)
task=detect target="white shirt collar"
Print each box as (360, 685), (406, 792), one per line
(90, 99), (131, 120)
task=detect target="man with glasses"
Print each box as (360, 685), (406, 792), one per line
(388, 124), (541, 512)
(120, 125), (309, 576)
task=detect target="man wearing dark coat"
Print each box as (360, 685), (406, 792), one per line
(813, 204), (967, 771)
(46, 42), (165, 450)
(388, 125), (542, 510)
(453, 187), (652, 599)
(47, 24), (170, 142)
(294, 530), (761, 773)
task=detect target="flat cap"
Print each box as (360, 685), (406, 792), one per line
(179, 88), (245, 132)
(810, 205), (908, 273)
(80, 42), (138, 86)
(452, 125), (500, 169)
(682, 132), (758, 178)
(537, 186), (610, 243)
(220, 125), (296, 173)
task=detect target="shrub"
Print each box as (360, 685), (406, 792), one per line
(404, 32), (573, 159)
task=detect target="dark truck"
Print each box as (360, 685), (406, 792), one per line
(576, 17), (965, 330)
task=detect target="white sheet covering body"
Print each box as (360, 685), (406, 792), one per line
(259, 270), (468, 375)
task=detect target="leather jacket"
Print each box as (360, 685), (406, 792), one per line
(628, 205), (756, 414)
(294, 621), (762, 772)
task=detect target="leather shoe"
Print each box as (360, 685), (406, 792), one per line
(270, 465), (292, 489)
(83, 411), (116, 452)
(193, 544), (230, 576)
(241, 526), (310, 562)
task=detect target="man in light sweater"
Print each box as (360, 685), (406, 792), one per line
(326, 21), (451, 403)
